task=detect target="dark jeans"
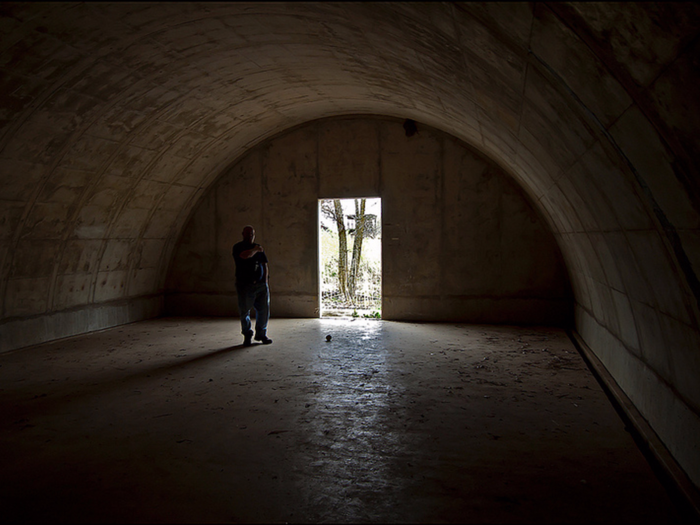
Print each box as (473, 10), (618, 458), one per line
(236, 282), (270, 337)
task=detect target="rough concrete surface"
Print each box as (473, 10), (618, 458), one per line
(0, 318), (684, 523)
(2, 3), (700, 495)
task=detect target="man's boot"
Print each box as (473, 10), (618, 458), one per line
(254, 331), (272, 344)
(243, 330), (254, 346)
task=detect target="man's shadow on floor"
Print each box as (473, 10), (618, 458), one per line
(14, 340), (273, 415)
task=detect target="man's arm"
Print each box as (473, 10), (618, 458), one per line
(240, 245), (263, 259)
(261, 262), (269, 284)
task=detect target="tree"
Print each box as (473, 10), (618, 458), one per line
(348, 198), (366, 297)
(321, 199), (350, 301)
(334, 199), (350, 301)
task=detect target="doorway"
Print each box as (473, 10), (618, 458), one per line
(319, 198), (382, 318)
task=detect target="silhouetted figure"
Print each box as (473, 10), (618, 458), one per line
(232, 225), (272, 345)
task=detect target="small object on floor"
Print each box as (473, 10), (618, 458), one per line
(326, 334), (332, 342)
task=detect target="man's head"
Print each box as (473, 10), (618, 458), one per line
(242, 225), (255, 243)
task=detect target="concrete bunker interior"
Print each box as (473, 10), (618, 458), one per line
(1, 2), (700, 522)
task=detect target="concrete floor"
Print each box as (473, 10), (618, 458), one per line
(0, 317), (686, 523)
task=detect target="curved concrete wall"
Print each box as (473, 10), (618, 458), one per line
(165, 116), (572, 324)
(0, 3), (698, 490)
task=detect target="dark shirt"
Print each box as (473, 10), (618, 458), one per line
(232, 241), (268, 285)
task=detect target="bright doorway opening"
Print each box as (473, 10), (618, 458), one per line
(319, 198), (382, 318)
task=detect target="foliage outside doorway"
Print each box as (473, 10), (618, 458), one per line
(319, 198), (381, 318)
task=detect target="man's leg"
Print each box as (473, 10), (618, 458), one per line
(253, 283), (272, 344)
(236, 284), (254, 345)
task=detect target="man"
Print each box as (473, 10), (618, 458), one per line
(232, 225), (272, 346)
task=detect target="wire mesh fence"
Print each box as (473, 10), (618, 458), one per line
(320, 257), (381, 317)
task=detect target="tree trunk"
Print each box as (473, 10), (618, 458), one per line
(333, 199), (350, 302)
(349, 198), (366, 298)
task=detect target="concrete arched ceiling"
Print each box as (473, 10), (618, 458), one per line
(2, 1), (700, 489)
(0, 1), (698, 317)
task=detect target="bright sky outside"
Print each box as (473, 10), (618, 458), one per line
(319, 198), (381, 230)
